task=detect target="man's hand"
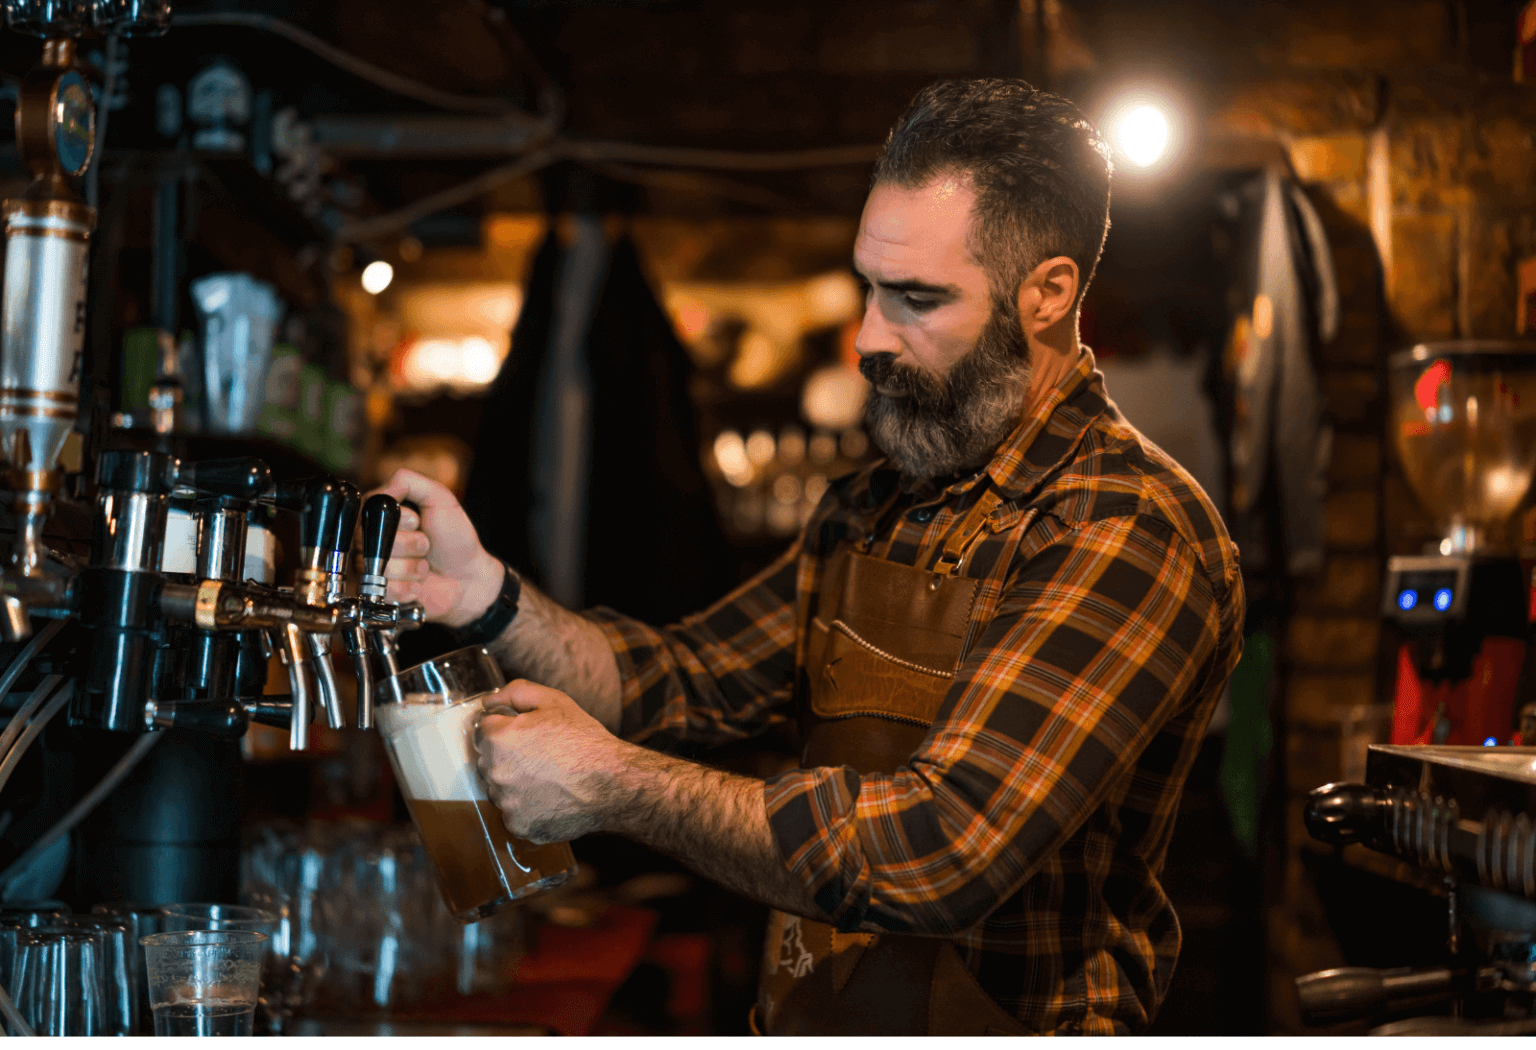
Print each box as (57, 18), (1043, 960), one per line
(475, 681), (820, 918)
(475, 680), (622, 844)
(371, 468), (503, 628)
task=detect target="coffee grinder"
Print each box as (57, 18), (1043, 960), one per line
(1384, 342), (1536, 747)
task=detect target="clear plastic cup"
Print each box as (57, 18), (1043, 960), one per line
(159, 904), (281, 1033)
(160, 903), (276, 936)
(140, 929), (267, 1037)
(377, 645), (577, 922)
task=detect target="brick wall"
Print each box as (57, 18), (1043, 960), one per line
(1192, 0), (1536, 1031)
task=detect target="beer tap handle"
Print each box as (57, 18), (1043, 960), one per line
(144, 699), (250, 738)
(241, 695), (295, 731)
(343, 623), (375, 729)
(336, 483), (362, 553)
(287, 478), (344, 574)
(277, 622), (314, 750)
(359, 494), (400, 599)
(179, 458), (272, 501)
(306, 632), (347, 730)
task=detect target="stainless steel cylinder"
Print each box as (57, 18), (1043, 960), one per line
(0, 200), (91, 477)
(99, 490), (168, 572)
(196, 503), (248, 582)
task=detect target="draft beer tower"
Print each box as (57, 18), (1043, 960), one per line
(1384, 341), (1536, 746)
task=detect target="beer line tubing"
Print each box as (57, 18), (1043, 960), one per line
(0, 731), (162, 896)
(0, 619), (63, 721)
(0, 979), (31, 1037)
(0, 680), (74, 1041)
(0, 673), (62, 774)
(0, 681), (72, 799)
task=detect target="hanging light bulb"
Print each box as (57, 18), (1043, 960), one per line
(361, 260), (394, 295)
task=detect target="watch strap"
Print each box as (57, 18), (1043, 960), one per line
(451, 561), (521, 646)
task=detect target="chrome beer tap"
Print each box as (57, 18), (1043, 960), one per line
(339, 494), (423, 730)
(300, 481), (357, 733)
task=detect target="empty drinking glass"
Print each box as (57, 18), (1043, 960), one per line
(140, 930), (267, 1037)
(65, 918), (137, 1036)
(91, 902), (164, 1033)
(0, 917), (27, 996)
(11, 925), (106, 1036)
(0, 901), (71, 928)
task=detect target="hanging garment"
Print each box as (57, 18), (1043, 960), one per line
(463, 225), (733, 625)
(1222, 168), (1338, 578)
(1216, 169), (1339, 855)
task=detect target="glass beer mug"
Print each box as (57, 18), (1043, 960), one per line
(376, 646), (578, 922)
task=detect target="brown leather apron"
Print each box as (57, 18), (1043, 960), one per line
(755, 489), (1030, 1036)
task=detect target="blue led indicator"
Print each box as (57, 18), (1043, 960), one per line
(1398, 590), (1418, 611)
(1485, 737), (1499, 747)
(1434, 588), (1454, 612)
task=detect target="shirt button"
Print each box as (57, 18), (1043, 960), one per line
(909, 507), (936, 523)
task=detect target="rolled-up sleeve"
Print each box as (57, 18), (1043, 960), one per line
(763, 513), (1226, 935)
(587, 541), (802, 749)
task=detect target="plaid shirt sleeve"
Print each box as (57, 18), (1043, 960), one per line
(763, 511), (1225, 936)
(585, 541), (802, 749)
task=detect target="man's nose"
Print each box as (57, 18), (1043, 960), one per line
(853, 297), (900, 358)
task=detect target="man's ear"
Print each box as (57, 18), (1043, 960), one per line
(1016, 256), (1080, 335)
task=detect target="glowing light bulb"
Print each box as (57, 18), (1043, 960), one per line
(361, 261), (394, 295)
(1112, 105), (1171, 168)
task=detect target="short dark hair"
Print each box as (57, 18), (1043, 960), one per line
(872, 78), (1112, 311)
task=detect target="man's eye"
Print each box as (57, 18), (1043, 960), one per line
(902, 295), (938, 312)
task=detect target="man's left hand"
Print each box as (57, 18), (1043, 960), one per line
(475, 680), (623, 844)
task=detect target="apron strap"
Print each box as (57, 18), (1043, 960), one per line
(934, 488), (1003, 576)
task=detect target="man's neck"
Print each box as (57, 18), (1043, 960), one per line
(1022, 316), (1081, 419)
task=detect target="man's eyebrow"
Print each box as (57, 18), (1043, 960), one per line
(850, 266), (959, 298)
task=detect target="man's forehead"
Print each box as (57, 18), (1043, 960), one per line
(856, 175), (978, 271)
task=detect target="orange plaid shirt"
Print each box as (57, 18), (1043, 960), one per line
(591, 349), (1245, 1034)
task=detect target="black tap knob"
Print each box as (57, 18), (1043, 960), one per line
(1305, 782), (1386, 847)
(294, 478), (345, 569)
(180, 458), (271, 501)
(360, 494), (401, 579)
(146, 699), (250, 738)
(335, 482), (362, 558)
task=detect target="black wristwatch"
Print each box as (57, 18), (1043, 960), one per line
(451, 560), (521, 646)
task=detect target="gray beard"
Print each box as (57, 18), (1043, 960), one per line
(860, 303), (1033, 480)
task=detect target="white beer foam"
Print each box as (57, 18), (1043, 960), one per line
(377, 698), (490, 803)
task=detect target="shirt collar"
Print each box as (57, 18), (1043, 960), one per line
(981, 346), (1108, 502)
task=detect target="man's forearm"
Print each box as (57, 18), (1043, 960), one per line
(597, 742), (820, 917)
(484, 572), (624, 733)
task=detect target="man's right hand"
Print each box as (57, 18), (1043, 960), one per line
(372, 468), (504, 628)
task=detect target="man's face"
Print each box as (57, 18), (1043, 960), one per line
(852, 177), (1033, 480)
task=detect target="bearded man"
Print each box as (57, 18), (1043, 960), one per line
(380, 78), (1244, 1035)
